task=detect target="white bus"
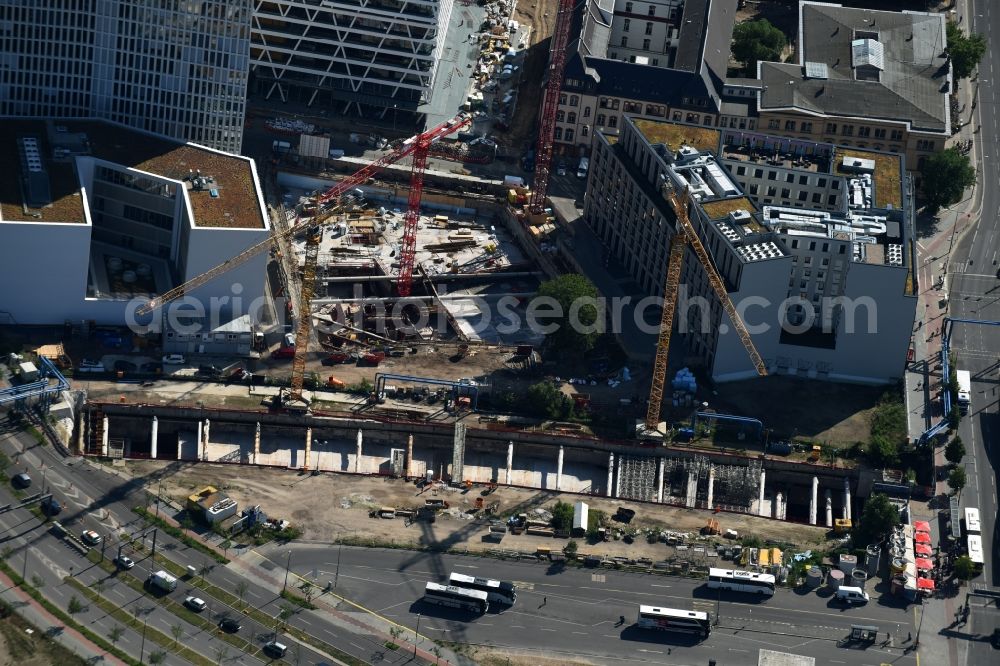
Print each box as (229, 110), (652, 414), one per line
(956, 370), (972, 413)
(707, 568), (776, 596)
(964, 507), (981, 536)
(636, 606), (711, 637)
(967, 535), (984, 571)
(423, 582), (488, 614)
(448, 572), (516, 605)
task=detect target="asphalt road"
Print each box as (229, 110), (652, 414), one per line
(0, 422), (437, 666)
(268, 543), (920, 666)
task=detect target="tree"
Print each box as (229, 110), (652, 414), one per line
(236, 580), (248, 609)
(67, 595), (84, 615)
(30, 574), (44, 589)
(953, 555), (977, 581)
(867, 434), (899, 468)
(524, 381), (572, 420)
(851, 493), (900, 547)
(947, 22), (987, 79)
(550, 501), (575, 531)
(948, 466), (967, 494)
(945, 437), (966, 465)
(922, 148), (976, 212)
(108, 625), (124, 647)
(732, 19), (787, 73)
(535, 274), (601, 356)
(563, 540), (579, 558)
(170, 622), (184, 647)
(214, 644), (230, 665)
(148, 651), (167, 665)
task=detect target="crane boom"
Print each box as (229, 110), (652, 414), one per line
(528, 0), (576, 213)
(644, 187), (767, 431)
(136, 114), (471, 316)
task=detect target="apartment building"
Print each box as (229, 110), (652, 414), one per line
(753, 2), (951, 179)
(0, 0), (251, 153)
(250, 0), (453, 116)
(554, 0), (737, 153)
(584, 117), (916, 384)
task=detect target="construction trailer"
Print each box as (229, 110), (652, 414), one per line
(573, 501), (589, 537)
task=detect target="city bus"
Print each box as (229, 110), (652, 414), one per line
(448, 572), (517, 605)
(956, 370), (971, 414)
(964, 507), (981, 536)
(707, 568), (776, 596)
(636, 606), (711, 637)
(967, 535), (985, 573)
(423, 582), (488, 614)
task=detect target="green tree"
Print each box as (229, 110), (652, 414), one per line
(170, 622), (183, 648)
(67, 595), (84, 615)
(148, 651), (167, 665)
(851, 493), (900, 547)
(945, 437), (966, 465)
(30, 574), (44, 589)
(236, 580), (248, 609)
(921, 148), (976, 212)
(563, 540), (579, 558)
(108, 625), (124, 647)
(524, 381), (572, 420)
(732, 19), (787, 73)
(867, 434), (899, 467)
(535, 274), (601, 356)
(953, 555), (977, 581)
(948, 466), (967, 494)
(947, 22), (987, 79)
(550, 501), (575, 532)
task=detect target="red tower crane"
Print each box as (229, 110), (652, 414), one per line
(527, 0), (577, 214)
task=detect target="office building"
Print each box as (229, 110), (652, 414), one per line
(0, 0), (251, 153)
(584, 117), (916, 383)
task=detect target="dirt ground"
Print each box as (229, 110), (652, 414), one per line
(130, 460), (831, 557)
(711, 376), (885, 446)
(504, 0), (560, 153)
(0, 614), (87, 666)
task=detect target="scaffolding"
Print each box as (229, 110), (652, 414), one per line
(617, 455), (658, 501)
(655, 455), (762, 513)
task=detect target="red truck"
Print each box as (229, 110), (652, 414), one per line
(361, 351), (385, 366)
(272, 346), (295, 359)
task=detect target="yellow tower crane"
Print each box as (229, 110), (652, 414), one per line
(643, 186), (768, 435)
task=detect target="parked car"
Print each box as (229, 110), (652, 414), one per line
(11, 473), (31, 489)
(161, 354), (185, 365)
(321, 352), (350, 366)
(197, 365), (222, 377)
(115, 555), (135, 570)
(185, 596), (207, 612)
(272, 346), (296, 360)
(80, 530), (102, 546)
(263, 641), (288, 658)
(40, 497), (62, 516)
(218, 617), (241, 633)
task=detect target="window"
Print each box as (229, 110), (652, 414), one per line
(768, 119), (780, 129)
(812, 192), (822, 203)
(786, 173), (795, 183)
(842, 125), (854, 136)
(621, 36), (628, 47)
(584, 106), (591, 117)
(826, 123), (837, 134)
(890, 129), (903, 141)
(569, 95), (579, 106)
(645, 104), (665, 117)
(817, 178), (827, 187)
(809, 242), (816, 251)
(623, 101), (642, 113)
(623, 19), (630, 31)
(917, 139), (935, 151)
(648, 4), (655, 15)
(858, 126), (870, 137)
(597, 113), (606, 126)
(801, 122), (813, 133)
(784, 120), (796, 131)
(625, 1), (632, 11)
(754, 169), (763, 178)
(652, 58), (659, 65)
(874, 128), (886, 139)
(565, 129), (575, 142)
(781, 188), (790, 198)
(642, 39), (650, 50)
(557, 110), (565, 122)
(791, 239), (800, 249)
(559, 93), (567, 105)
(768, 171), (777, 180)
(798, 175), (808, 185)
(828, 195), (838, 206)
(581, 126), (589, 137)
(704, 116), (713, 126)
(645, 22), (653, 35)
(554, 127), (563, 140)
(608, 116), (617, 128)
(567, 112), (577, 123)
(822, 243), (829, 252)
(767, 186), (777, 196)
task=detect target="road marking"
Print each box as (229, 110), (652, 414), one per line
(637, 649), (663, 654)
(650, 584), (671, 588)
(729, 648), (749, 652)
(349, 642), (364, 651)
(539, 628), (556, 632)
(453, 564), (478, 569)
(572, 631), (587, 635)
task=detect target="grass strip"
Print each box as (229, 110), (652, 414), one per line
(67, 577), (217, 666)
(134, 507), (229, 564)
(0, 560), (142, 666)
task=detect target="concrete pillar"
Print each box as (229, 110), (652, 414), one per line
(505, 441), (514, 485)
(809, 476), (818, 525)
(195, 420), (202, 461)
(406, 434), (414, 480)
(686, 471), (697, 508)
(825, 489), (833, 528)
(150, 416), (158, 459)
(707, 466), (716, 510)
(303, 427), (312, 470)
(556, 446), (564, 492)
(606, 453), (615, 498)
(201, 419), (211, 461)
(614, 455), (622, 499)
(355, 429), (363, 473)
(843, 477), (852, 521)
(758, 471), (767, 517)
(253, 422), (261, 464)
(656, 458), (665, 503)
(775, 491), (784, 519)
(101, 415), (109, 457)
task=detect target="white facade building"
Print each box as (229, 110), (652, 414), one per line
(607, 0), (684, 66)
(0, 0), (251, 153)
(250, 0), (454, 116)
(0, 119), (269, 327)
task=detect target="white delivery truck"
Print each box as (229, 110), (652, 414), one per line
(148, 570), (177, 592)
(956, 369), (971, 414)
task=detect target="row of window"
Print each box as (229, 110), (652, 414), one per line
(768, 118), (908, 142)
(622, 2), (668, 16)
(620, 19), (658, 34)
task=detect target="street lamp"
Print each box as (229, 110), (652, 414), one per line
(413, 613), (421, 657)
(334, 543), (342, 589)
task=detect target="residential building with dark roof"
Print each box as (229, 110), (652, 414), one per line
(753, 1), (951, 180)
(553, 0), (738, 153)
(583, 116), (916, 383)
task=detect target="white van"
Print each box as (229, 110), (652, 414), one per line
(576, 157), (590, 179)
(263, 641), (288, 658)
(835, 586), (870, 605)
